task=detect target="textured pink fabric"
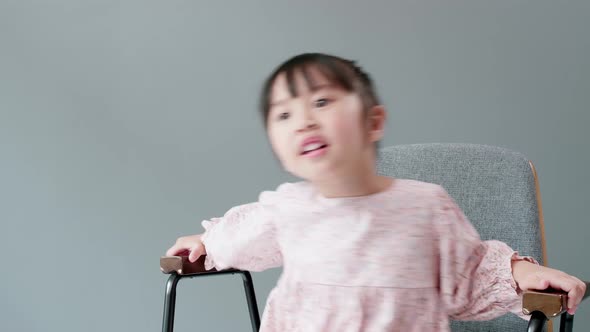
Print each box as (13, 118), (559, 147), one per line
(200, 179), (536, 332)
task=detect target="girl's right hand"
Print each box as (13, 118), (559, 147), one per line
(165, 234), (207, 263)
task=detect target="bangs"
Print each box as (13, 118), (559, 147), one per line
(281, 59), (356, 98)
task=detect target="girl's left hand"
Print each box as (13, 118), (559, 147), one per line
(512, 261), (587, 314)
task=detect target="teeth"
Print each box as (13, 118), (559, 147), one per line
(303, 142), (324, 152)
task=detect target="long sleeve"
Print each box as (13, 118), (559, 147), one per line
(433, 186), (538, 321)
(200, 190), (283, 272)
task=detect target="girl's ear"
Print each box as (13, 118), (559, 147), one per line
(367, 105), (387, 142)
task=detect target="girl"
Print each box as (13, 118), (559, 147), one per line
(166, 53), (585, 331)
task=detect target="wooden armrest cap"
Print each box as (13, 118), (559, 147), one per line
(160, 255), (209, 275)
(522, 289), (568, 318)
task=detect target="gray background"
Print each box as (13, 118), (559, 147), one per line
(1, 1), (588, 331)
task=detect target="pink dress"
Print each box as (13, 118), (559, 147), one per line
(201, 179), (534, 332)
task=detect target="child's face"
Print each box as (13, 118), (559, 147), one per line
(266, 67), (383, 182)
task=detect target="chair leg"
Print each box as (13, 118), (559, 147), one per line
(528, 311), (547, 332)
(559, 312), (574, 332)
(240, 271), (261, 332)
(162, 273), (181, 332)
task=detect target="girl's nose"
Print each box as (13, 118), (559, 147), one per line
(297, 108), (318, 132)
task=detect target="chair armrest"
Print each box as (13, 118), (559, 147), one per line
(159, 255), (261, 332)
(522, 281), (590, 318)
(160, 255), (239, 275)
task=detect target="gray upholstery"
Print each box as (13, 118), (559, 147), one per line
(376, 143), (545, 332)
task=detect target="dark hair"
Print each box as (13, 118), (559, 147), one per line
(259, 53), (381, 127)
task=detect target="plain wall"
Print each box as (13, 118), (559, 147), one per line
(1, 1), (588, 331)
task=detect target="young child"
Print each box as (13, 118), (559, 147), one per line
(166, 53), (586, 331)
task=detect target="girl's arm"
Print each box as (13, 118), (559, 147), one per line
(200, 200), (282, 272)
(166, 186), (286, 273)
(433, 186), (537, 321)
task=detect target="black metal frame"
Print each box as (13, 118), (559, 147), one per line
(527, 311), (575, 332)
(162, 270), (261, 332)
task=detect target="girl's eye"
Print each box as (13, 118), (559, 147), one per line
(277, 112), (290, 121)
(314, 98), (330, 108)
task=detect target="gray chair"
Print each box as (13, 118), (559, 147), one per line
(161, 143), (588, 332)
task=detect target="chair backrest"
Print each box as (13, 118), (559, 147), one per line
(376, 143), (546, 332)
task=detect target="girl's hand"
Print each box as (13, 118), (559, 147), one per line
(512, 261), (587, 314)
(166, 234), (206, 263)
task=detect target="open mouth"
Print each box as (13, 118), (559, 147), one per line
(301, 143), (328, 156)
